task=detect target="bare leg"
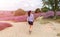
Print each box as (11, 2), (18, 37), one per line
(29, 25), (33, 31)
(29, 25), (33, 34)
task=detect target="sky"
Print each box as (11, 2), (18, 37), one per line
(0, 0), (43, 11)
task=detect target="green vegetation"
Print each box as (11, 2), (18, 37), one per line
(35, 8), (41, 13)
(41, 7), (49, 12)
(56, 16), (60, 19)
(42, 0), (60, 19)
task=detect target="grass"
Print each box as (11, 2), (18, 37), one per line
(57, 33), (60, 36)
(39, 19), (50, 24)
(56, 16), (60, 19)
(36, 17), (50, 24)
(36, 16), (60, 24)
(54, 19), (60, 23)
(40, 18), (60, 24)
(45, 16), (60, 23)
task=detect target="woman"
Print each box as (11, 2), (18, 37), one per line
(27, 11), (34, 34)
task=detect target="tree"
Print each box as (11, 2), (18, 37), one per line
(42, 0), (59, 19)
(35, 8), (41, 13)
(41, 7), (49, 12)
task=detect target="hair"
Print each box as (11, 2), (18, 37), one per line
(28, 11), (31, 16)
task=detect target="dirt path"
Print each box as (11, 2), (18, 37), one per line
(0, 21), (59, 37)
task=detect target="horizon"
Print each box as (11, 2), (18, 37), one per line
(0, 0), (43, 11)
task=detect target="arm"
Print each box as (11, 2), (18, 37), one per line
(32, 14), (35, 22)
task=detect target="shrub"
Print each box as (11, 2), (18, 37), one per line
(41, 7), (49, 12)
(47, 16), (54, 19)
(35, 8), (41, 13)
(56, 15), (60, 19)
(14, 9), (26, 16)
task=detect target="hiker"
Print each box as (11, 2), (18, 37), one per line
(27, 11), (34, 34)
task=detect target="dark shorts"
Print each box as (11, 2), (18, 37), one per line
(28, 21), (33, 25)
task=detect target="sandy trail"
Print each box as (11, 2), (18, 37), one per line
(0, 21), (59, 37)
